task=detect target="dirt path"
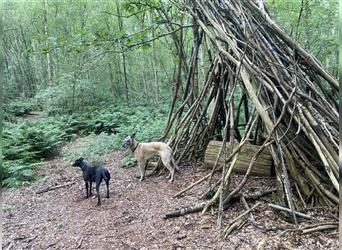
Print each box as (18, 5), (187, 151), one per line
(2, 150), (338, 249)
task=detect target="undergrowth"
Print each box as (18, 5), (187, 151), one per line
(2, 102), (168, 187)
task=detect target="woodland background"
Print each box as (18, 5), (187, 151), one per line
(1, 0), (338, 187)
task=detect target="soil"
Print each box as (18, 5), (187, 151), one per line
(2, 141), (338, 249)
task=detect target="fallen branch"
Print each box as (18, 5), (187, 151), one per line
(256, 237), (269, 250)
(222, 202), (261, 238)
(167, 188), (275, 219)
(277, 222), (338, 236)
(164, 202), (206, 219)
(241, 196), (255, 222)
(36, 181), (76, 194)
(173, 173), (211, 198)
(244, 188), (277, 199)
(5, 243), (13, 250)
(76, 236), (84, 248)
(223, 219), (246, 239)
(302, 224), (338, 234)
(225, 202), (261, 227)
(268, 203), (312, 220)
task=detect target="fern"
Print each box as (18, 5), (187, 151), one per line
(2, 102), (169, 187)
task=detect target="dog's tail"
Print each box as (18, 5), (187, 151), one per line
(102, 171), (111, 182)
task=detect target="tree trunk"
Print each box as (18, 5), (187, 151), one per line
(43, 0), (53, 87)
(150, 12), (160, 104)
(108, 63), (115, 95)
(116, 2), (129, 104)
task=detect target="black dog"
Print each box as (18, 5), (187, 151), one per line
(72, 157), (110, 206)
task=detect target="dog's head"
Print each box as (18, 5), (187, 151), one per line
(122, 133), (135, 149)
(72, 157), (84, 167)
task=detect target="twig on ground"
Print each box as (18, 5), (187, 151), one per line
(36, 181), (76, 194)
(226, 202), (261, 227)
(173, 173), (211, 198)
(76, 236), (84, 248)
(5, 243), (14, 250)
(223, 219), (246, 238)
(241, 196), (255, 222)
(256, 236), (269, 250)
(302, 224), (338, 234)
(268, 203), (312, 220)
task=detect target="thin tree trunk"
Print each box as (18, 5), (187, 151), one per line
(122, 53), (129, 103)
(150, 12), (160, 104)
(116, 2), (128, 103)
(43, 0), (53, 87)
(108, 63), (115, 95)
(141, 51), (149, 99)
(20, 25), (36, 96)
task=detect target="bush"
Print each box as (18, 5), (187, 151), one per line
(63, 133), (118, 162)
(63, 104), (168, 162)
(3, 121), (65, 161)
(35, 75), (114, 115)
(4, 98), (40, 120)
(2, 161), (43, 188)
(2, 103), (169, 187)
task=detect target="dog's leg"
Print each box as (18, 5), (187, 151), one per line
(171, 156), (180, 171)
(89, 181), (93, 196)
(168, 164), (175, 182)
(105, 180), (110, 198)
(161, 156), (175, 182)
(96, 180), (101, 206)
(85, 182), (89, 198)
(138, 161), (146, 182)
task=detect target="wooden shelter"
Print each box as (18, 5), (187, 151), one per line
(161, 0), (338, 222)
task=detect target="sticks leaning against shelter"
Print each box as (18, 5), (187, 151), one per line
(164, 0), (338, 224)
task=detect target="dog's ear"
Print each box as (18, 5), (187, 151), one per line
(79, 157), (84, 161)
(131, 133), (136, 139)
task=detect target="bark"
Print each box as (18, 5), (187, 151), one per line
(43, 0), (53, 87)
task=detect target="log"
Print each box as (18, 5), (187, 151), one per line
(164, 202), (206, 219)
(204, 140), (273, 176)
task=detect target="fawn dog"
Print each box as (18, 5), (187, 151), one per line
(122, 133), (179, 182)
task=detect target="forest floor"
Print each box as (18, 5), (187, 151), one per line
(2, 138), (338, 250)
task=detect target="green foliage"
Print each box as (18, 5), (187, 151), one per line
(3, 121), (64, 162)
(266, 0), (338, 76)
(2, 103), (168, 187)
(2, 120), (65, 187)
(64, 133), (118, 162)
(35, 75), (114, 115)
(4, 98), (40, 120)
(2, 0), (337, 189)
(63, 104), (168, 162)
(121, 155), (136, 167)
(2, 204), (14, 213)
(2, 161), (43, 188)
